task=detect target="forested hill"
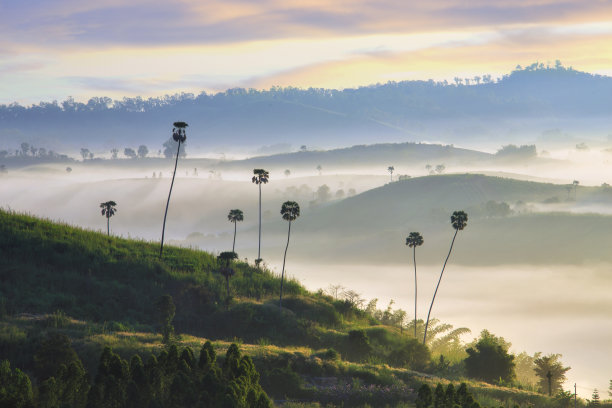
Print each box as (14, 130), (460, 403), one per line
(1, 64), (611, 152)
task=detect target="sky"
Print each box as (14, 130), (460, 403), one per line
(1, 0), (612, 104)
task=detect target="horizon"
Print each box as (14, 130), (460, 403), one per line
(1, 61), (607, 107)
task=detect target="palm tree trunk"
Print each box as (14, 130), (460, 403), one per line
(279, 220), (292, 309)
(160, 140), (181, 258)
(226, 275), (230, 310)
(413, 246), (417, 339)
(232, 221), (237, 252)
(107, 216), (110, 236)
(257, 183), (262, 263)
(423, 228), (458, 345)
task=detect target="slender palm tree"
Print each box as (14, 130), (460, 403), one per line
(251, 169), (269, 266)
(100, 201), (117, 236)
(279, 201), (300, 309)
(160, 122), (187, 257)
(227, 209), (244, 253)
(388, 166), (395, 182)
(406, 231), (424, 338)
(573, 180), (579, 200)
(217, 251), (238, 309)
(423, 211), (468, 345)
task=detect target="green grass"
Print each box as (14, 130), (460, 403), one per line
(0, 209), (583, 407)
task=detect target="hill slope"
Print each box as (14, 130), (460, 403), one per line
(268, 174), (612, 265)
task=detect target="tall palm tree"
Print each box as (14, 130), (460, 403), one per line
(251, 169), (269, 266)
(406, 231), (424, 338)
(217, 251), (238, 309)
(227, 209), (244, 252)
(388, 166), (395, 182)
(279, 201), (300, 309)
(100, 201), (117, 236)
(423, 210), (468, 345)
(160, 121), (187, 257)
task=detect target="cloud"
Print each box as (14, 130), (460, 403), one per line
(2, 0), (612, 49)
(246, 29), (612, 89)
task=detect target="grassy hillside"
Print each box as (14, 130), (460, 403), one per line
(0, 209), (597, 407)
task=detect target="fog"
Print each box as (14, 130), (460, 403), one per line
(275, 262), (612, 398)
(2, 143), (612, 397)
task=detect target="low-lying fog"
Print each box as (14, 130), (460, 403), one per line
(1, 146), (612, 397)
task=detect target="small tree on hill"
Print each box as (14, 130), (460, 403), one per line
(279, 201), (300, 309)
(217, 251), (238, 308)
(155, 295), (176, 345)
(465, 330), (516, 384)
(227, 209), (244, 252)
(137, 145), (149, 158)
(415, 384), (432, 408)
(534, 353), (570, 396)
(590, 389), (601, 407)
(124, 147), (137, 159)
(99, 201), (117, 236)
(0, 360), (33, 408)
(388, 165), (394, 181)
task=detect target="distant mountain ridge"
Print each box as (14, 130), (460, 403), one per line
(1, 64), (610, 152)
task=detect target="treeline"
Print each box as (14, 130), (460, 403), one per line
(1, 63), (610, 120)
(1, 333), (271, 408)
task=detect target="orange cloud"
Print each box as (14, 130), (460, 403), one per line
(249, 32), (612, 89)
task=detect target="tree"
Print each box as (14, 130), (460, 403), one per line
(345, 330), (372, 362)
(284, 169), (291, 177)
(316, 164), (322, 175)
(163, 137), (186, 158)
(317, 184), (331, 202)
(21, 142), (31, 157)
(110, 148), (119, 159)
(80, 148), (90, 161)
(279, 201), (300, 309)
(573, 180), (579, 199)
(160, 122), (187, 257)
(217, 251), (238, 307)
(465, 330), (516, 383)
(99, 201), (117, 236)
(423, 210), (468, 344)
(435, 164), (445, 174)
(534, 354), (570, 396)
(137, 145), (149, 158)
(227, 209), (244, 252)
(388, 165), (395, 181)
(0, 360), (33, 408)
(251, 169), (269, 266)
(416, 383), (433, 408)
(124, 147), (137, 159)
(406, 232), (424, 338)
(590, 389), (601, 407)
(609, 379), (612, 397)
(155, 295), (176, 345)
